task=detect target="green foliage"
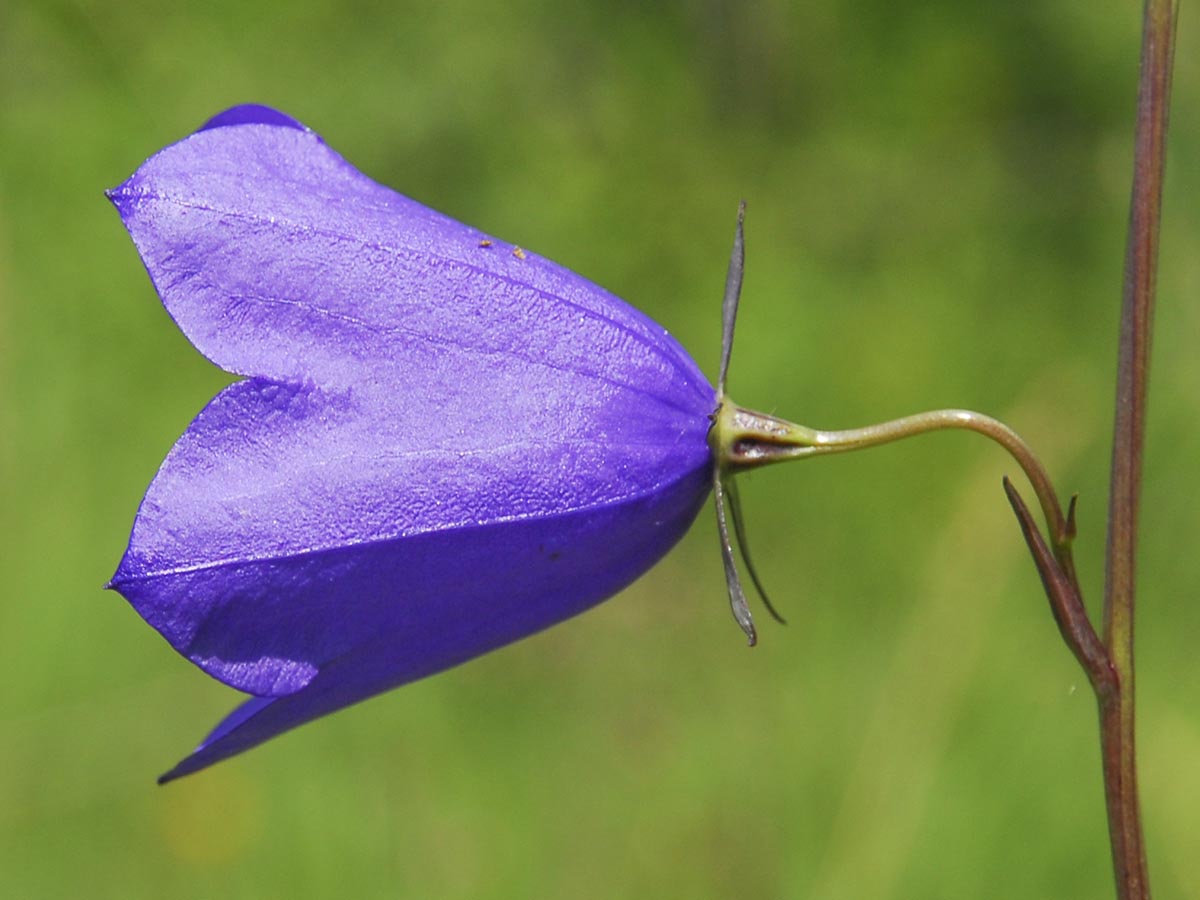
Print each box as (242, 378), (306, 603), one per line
(0, 1), (1196, 897)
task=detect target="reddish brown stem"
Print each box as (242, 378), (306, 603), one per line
(1099, 0), (1176, 897)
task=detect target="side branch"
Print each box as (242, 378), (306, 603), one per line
(1002, 478), (1113, 695)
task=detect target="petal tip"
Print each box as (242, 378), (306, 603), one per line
(198, 104), (309, 134)
(156, 765), (183, 786)
(107, 554), (135, 593)
(105, 178), (140, 215)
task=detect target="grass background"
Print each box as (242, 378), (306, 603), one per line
(1, 1), (1198, 897)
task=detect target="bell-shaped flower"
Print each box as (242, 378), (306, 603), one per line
(109, 105), (767, 782)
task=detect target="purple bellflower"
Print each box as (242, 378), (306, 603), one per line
(109, 105), (781, 782)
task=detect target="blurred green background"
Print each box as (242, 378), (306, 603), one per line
(1, 1), (1197, 897)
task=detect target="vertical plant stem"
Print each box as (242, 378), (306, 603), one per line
(1102, 1), (1176, 897)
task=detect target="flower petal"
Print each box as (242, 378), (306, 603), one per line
(111, 375), (710, 696)
(107, 117), (710, 410)
(154, 462), (710, 781)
